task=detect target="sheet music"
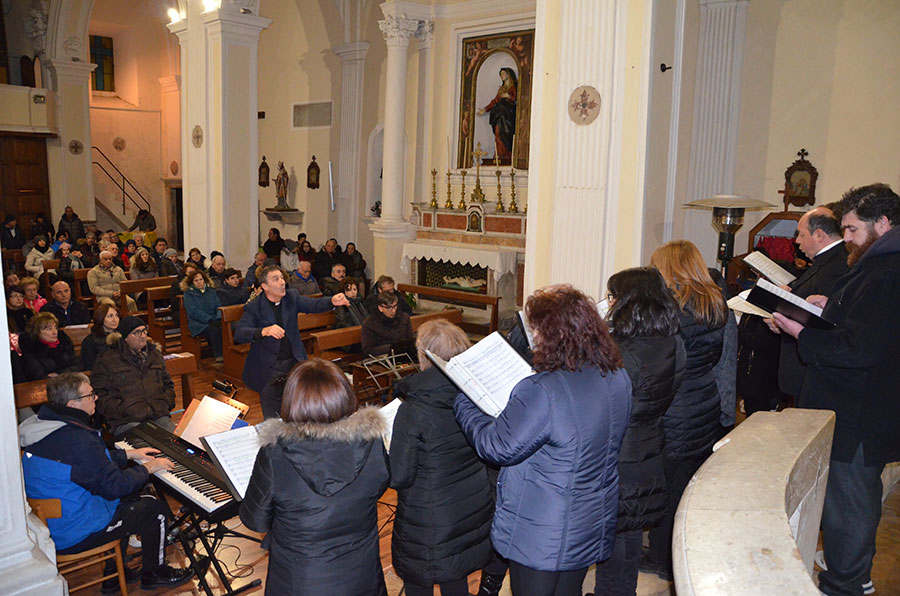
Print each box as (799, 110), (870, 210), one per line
(756, 278), (823, 316)
(378, 398), (403, 453)
(179, 396), (242, 449)
(743, 251), (797, 286)
(727, 290), (774, 319)
(447, 332), (533, 417)
(202, 425), (261, 500)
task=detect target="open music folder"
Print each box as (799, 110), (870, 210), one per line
(426, 331), (533, 418)
(201, 426), (262, 501)
(743, 251), (797, 286)
(746, 278), (835, 330)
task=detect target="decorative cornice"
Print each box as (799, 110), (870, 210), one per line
(368, 219), (417, 239)
(378, 14), (420, 48)
(434, 0), (534, 20)
(44, 59), (97, 78)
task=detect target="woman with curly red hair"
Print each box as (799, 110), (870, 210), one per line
(454, 285), (632, 596)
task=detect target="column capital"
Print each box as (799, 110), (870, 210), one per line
(379, 14), (420, 48)
(44, 59), (96, 82)
(333, 41), (370, 63)
(201, 9), (272, 44)
(416, 20), (434, 51)
(167, 18), (189, 42)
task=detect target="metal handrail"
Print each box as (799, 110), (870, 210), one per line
(91, 146), (151, 215)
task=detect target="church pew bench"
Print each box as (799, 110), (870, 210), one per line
(72, 269), (92, 308)
(118, 276), (176, 318)
(397, 283), (500, 334)
(14, 352), (199, 411)
(178, 295), (205, 368)
(40, 259), (61, 295)
(146, 285), (177, 352)
(2, 248), (25, 275)
(60, 325), (91, 356)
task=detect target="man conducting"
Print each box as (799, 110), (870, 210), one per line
(235, 264), (348, 418)
(19, 373), (194, 591)
(774, 184), (900, 596)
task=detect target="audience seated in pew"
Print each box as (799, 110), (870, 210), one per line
(20, 277), (47, 313)
(7, 285), (33, 334)
(334, 277), (368, 329)
(313, 238), (342, 283)
(320, 263), (346, 297)
(288, 260), (319, 296)
(365, 275), (412, 316)
(186, 247), (207, 271)
(216, 268), (250, 306)
(80, 303), (120, 370)
(25, 235), (54, 278)
(244, 252), (266, 289)
(361, 291), (413, 357)
(40, 281), (90, 327)
(88, 251), (136, 312)
(158, 248), (182, 277)
(340, 242), (367, 284)
(182, 268), (224, 360)
(208, 253), (228, 288)
(19, 312), (80, 381)
(54, 243), (84, 288)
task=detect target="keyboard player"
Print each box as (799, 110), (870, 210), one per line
(19, 372), (195, 591)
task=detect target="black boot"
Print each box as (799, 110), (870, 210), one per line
(474, 570), (505, 596)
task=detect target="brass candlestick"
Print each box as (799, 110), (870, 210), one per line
(458, 170), (467, 210)
(508, 169), (518, 213)
(470, 142), (486, 203)
(429, 169), (438, 209)
(495, 168), (505, 212)
(445, 170), (453, 209)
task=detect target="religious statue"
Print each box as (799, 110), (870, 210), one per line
(477, 67), (518, 162)
(307, 156), (320, 189)
(258, 156), (270, 187)
(273, 161), (289, 209)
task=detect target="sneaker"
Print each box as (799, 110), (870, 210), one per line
(100, 565), (141, 594)
(128, 535), (141, 548)
(862, 580), (875, 595)
(140, 565), (195, 590)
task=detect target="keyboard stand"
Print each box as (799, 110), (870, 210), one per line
(153, 479), (262, 596)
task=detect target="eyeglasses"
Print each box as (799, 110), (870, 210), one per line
(77, 391), (98, 401)
(381, 304), (399, 311)
(130, 328), (149, 336)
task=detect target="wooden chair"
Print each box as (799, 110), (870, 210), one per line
(146, 286), (176, 352)
(178, 295), (204, 368)
(27, 497), (129, 595)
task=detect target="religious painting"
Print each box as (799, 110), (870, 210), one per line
(457, 30), (534, 171)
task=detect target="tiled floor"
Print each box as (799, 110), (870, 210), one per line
(63, 359), (900, 595)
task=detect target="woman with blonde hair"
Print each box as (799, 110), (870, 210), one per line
(19, 312), (80, 380)
(390, 319), (493, 596)
(240, 358), (389, 596)
(641, 240), (728, 581)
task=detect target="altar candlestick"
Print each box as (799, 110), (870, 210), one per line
(430, 169), (438, 209)
(458, 170), (468, 210)
(445, 170), (453, 209)
(508, 169), (518, 213)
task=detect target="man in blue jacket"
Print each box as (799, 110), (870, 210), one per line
(235, 264), (348, 418)
(18, 373), (194, 591)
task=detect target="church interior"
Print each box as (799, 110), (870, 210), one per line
(1, 0), (899, 594)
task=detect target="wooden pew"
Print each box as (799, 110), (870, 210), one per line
(398, 283), (501, 335)
(2, 248), (25, 274)
(60, 325), (91, 355)
(309, 309), (464, 362)
(178, 295), (204, 367)
(40, 259), (61, 295)
(146, 285), (176, 352)
(72, 268), (92, 308)
(118, 275), (176, 317)
(14, 352), (199, 411)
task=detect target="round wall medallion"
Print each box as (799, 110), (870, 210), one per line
(68, 140), (83, 155)
(170, 161), (179, 176)
(192, 125), (203, 148)
(112, 137), (126, 151)
(567, 85), (601, 125)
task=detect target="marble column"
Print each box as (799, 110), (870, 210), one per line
(168, 2), (270, 267)
(369, 7), (422, 281)
(44, 59), (97, 220)
(412, 21), (434, 209)
(683, 0), (749, 263)
(333, 41), (369, 245)
(524, 0), (653, 297)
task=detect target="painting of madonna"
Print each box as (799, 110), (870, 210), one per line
(477, 67), (518, 162)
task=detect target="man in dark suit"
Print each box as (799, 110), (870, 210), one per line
(774, 184), (900, 596)
(776, 207), (848, 397)
(235, 264), (348, 418)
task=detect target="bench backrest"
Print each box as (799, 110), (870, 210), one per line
(310, 309), (464, 355)
(60, 325), (91, 354)
(72, 268), (92, 306)
(219, 304), (245, 354)
(398, 283), (499, 332)
(119, 276), (176, 315)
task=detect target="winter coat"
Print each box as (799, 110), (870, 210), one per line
(1, 224), (26, 249)
(40, 300), (91, 327)
(30, 220), (55, 241)
(365, 289), (413, 316)
(334, 297), (369, 329)
(614, 335), (685, 532)
(19, 331), (80, 380)
(129, 266), (158, 281)
(239, 408), (390, 596)
(390, 368), (494, 584)
(80, 332), (113, 370)
(7, 306), (33, 334)
(713, 310), (738, 426)
(182, 285), (222, 337)
(87, 264), (127, 299)
(25, 246), (54, 276)
(92, 336), (175, 434)
(797, 226), (900, 465)
(361, 310), (413, 356)
(19, 404), (149, 550)
(58, 255), (85, 285)
(662, 307), (726, 461)
(234, 290), (334, 392)
(57, 215), (86, 242)
(313, 249), (342, 283)
(128, 212), (156, 232)
(263, 238), (284, 260)
(341, 250), (367, 280)
(157, 258), (181, 278)
(288, 272), (319, 296)
(319, 276), (342, 296)
(454, 366), (632, 571)
(216, 285), (250, 307)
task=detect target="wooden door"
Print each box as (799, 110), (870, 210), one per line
(0, 135), (52, 237)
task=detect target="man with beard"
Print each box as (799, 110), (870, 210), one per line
(774, 183), (900, 596)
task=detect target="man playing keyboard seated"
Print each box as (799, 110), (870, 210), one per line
(18, 373), (195, 592)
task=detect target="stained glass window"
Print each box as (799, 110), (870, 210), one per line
(89, 35), (115, 92)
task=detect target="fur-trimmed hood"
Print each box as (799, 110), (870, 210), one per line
(256, 407), (386, 497)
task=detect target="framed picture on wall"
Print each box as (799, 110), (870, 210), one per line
(456, 30), (534, 171)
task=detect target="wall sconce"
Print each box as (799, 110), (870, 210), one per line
(684, 195), (776, 275)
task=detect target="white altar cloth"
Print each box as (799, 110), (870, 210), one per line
(400, 240), (520, 282)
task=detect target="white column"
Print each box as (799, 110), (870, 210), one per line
(369, 6), (421, 280)
(0, 305), (65, 594)
(44, 60), (97, 221)
(683, 0), (749, 263)
(524, 0), (653, 298)
(158, 75), (182, 180)
(333, 41), (370, 244)
(169, 3), (271, 266)
(412, 21), (434, 207)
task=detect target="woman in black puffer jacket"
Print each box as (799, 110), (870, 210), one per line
(643, 241), (728, 581)
(240, 358), (390, 596)
(390, 319), (493, 596)
(592, 268), (686, 596)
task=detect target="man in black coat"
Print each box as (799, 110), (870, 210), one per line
(774, 184), (900, 596)
(776, 207), (848, 397)
(313, 238), (342, 282)
(40, 281), (91, 326)
(1, 215), (26, 249)
(58, 206), (86, 242)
